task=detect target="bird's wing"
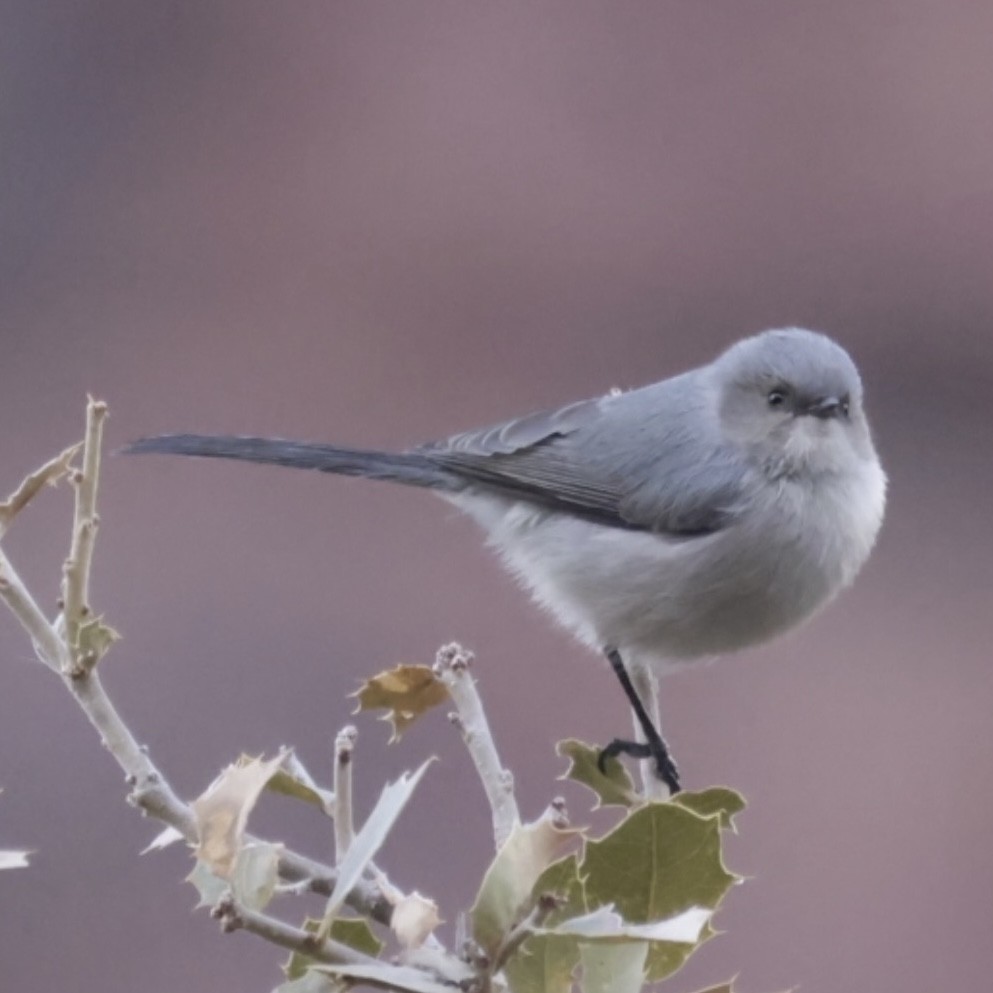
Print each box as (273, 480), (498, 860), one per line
(417, 382), (748, 535)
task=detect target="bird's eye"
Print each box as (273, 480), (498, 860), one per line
(767, 388), (789, 409)
(840, 395), (851, 418)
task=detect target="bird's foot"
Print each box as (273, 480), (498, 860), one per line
(598, 736), (681, 794)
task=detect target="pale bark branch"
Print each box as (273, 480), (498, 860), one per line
(61, 398), (106, 671)
(333, 725), (357, 863)
(433, 642), (520, 848)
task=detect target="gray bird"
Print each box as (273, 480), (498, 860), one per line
(125, 328), (886, 792)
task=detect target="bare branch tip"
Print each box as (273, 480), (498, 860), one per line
(433, 641), (475, 674)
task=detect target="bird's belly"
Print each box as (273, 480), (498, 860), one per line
(450, 473), (882, 666)
(509, 514), (836, 661)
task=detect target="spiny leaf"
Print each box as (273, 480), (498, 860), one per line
(260, 752), (334, 813)
(502, 933), (579, 993)
(352, 665), (449, 741)
(186, 859), (228, 909)
(392, 892), (442, 949)
(471, 813), (582, 957)
(557, 739), (637, 809)
(320, 760), (433, 929)
(314, 962), (457, 993)
(230, 841), (281, 911)
(579, 940), (647, 993)
(75, 616), (120, 664)
(530, 854), (586, 926)
(274, 970), (345, 993)
(535, 905), (711, 943)
(500, 852), (585, 990)
(671, 787), (746, 831)
(141, 824), (185, 854)
(329, 917), (384, 957)
(580, 798), (740, 983)
(192, 751), (288, 877)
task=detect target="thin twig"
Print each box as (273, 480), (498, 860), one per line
(212, 894), (379, 967)
(0, 547), (67, 671)
(0, 441), (81, 538)
(0, 412), (396, 930)
(433, 643), (519, 848)
(333, 725), (356, 863)
(491, 893), (560, 973)
(61, 397), (107, 671)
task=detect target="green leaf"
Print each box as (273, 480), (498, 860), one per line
(185, 860), (228, 909)
(500, 853), (585, 991)
(671, 787), (746, 831)
(579, 940), (647, 993)
(314, 962), (457, 993)
(503, 933), (579, 993)
(580, 799), (739, 983)
(273, 970), (345, 993)
(531, 854), (586, 925)
(230, 841), (281, 911)
(535, 905), (710, 943)
(352, 665), (450, 741)
(329, 917), (384, 957)
(263, 753), (334, 813)
(75, 615), (120, 664)
(283, 918), (322, 980)
(557, 739), (637, 809)
(284, 917), (384, 980)
(471, 814), (581, 957)
(685, 983), (793, 993)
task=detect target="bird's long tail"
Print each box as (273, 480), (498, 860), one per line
(122, 434), (454, 490)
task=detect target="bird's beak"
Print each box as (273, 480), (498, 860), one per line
(805, 396), (846, 419)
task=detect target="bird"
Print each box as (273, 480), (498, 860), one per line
(124, 328), (886, 793)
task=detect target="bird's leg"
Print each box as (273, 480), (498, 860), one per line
(598, 647), (681, 794)
(629, 661), (669, 800)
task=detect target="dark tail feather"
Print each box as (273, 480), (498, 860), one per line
(121, 434), (454, 490)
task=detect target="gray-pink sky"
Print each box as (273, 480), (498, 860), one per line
(2, 4), (992, 992)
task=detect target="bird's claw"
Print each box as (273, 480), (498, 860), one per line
(597, 737), (682, 794)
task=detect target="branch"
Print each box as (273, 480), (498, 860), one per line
(0, 547), (67, 671)
(61, 397), (106, 672)
(212, 894), (379, 967)
(433, 643), (519, 848)
(0, 441), (81, 538)
(333, 725), (356, 863)
(0, 410), (395, 930)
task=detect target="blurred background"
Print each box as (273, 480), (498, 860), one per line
(1, 3), (992, 991)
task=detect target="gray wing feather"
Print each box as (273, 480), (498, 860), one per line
(416, 375), (748, 535)
(420, 397), (604, 455)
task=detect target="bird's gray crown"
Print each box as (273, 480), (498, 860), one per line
(713, 327), (863, 407)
